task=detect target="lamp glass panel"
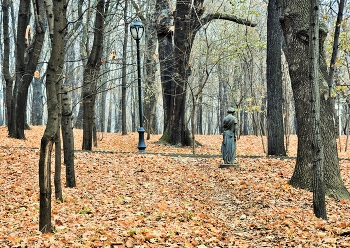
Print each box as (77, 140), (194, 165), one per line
(137, 26), (144, 39)
(130, 27), (138, 39)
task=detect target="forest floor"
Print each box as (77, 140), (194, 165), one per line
(1, 126), (350, 247)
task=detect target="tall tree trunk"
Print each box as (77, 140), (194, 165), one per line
(144, 0), (158, 140)
(281, 0), (350, 200)
(161, 0), (203, 146)
(121, 0), (128, 135)
(160, 0), (256, 146)
(39, 0), (66, 233)
(10, 0), (46, 139)
(267, 0), (286, 156)
(82, 0), (109, 150)
(2, 0), (14, 126)
(309, 0), (326, 220)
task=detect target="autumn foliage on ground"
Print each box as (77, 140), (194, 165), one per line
(1, 126), (350, 247)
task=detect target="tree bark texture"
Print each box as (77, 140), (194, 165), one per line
(82, 0), (109, 150)
(156, 7), (174, 134)
(39, 0), (67, 233)
(144, 1), (159, 139)
(309, 0), (327, 219)
(10, 0), (46, 139)
(121, 0), (128, 135)
(161, 0), (205, 146)
(267, 0), (286, 156)
(31, 77), (44, 125)
(281, 0), (350, 200)
(61, 87), (76, 188)
(2, 0), (14, 126)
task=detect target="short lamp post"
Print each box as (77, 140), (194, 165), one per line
(130, 20), (146, 152)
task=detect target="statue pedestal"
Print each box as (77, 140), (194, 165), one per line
(219, 163), (239, 168)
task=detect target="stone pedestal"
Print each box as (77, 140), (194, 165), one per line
(219, 163), (239, 168)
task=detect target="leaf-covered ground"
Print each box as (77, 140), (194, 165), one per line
(1, 126), (350, 247)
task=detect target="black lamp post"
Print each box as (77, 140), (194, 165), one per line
(130, 20), (146, 152)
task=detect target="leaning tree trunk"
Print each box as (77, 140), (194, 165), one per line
(10, 0), (46, 139)
(280, 1), (350, 199)
(266, 0), (286, 156)
(39, 0), (66, 233)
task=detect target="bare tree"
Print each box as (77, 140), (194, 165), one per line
(39, 0), (66, 233)
(9, 0), (46, 139)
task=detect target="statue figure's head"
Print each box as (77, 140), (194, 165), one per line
(227, 107), (235, 114)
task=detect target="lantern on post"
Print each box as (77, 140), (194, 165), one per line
(130, 20), (146, 152)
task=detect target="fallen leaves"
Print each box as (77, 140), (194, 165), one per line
(0, 126), (350, 247)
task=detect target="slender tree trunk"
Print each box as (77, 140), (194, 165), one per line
(309, 0), (327, 219)
(121, 0), (128, 135)
(281, 0), (350, 200)
(267, 0), (286, 156)
(39, 0), (66, 233)
(82, 0), (109, 150)
(54, 131), (62, 201)
(144, 0), (158, 140)
(328, 0), (345, 89)
(61, 86), (76, 187)
(2, 0), (14, 126)
(197, 94), (203, 135)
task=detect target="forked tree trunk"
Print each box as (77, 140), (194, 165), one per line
(10, 0), (46, 139)
(39, 0), (66, 233)
(281, 1), (350, 200)
(159, 0), (256, 146)
(81, 0), (109, 150)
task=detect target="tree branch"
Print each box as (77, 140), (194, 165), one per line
(201, 13), (257, 27)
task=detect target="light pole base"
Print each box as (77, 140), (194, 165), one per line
(137, 127), (146, 152)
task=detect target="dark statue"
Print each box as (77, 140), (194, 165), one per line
(220, 107), (238, 167)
